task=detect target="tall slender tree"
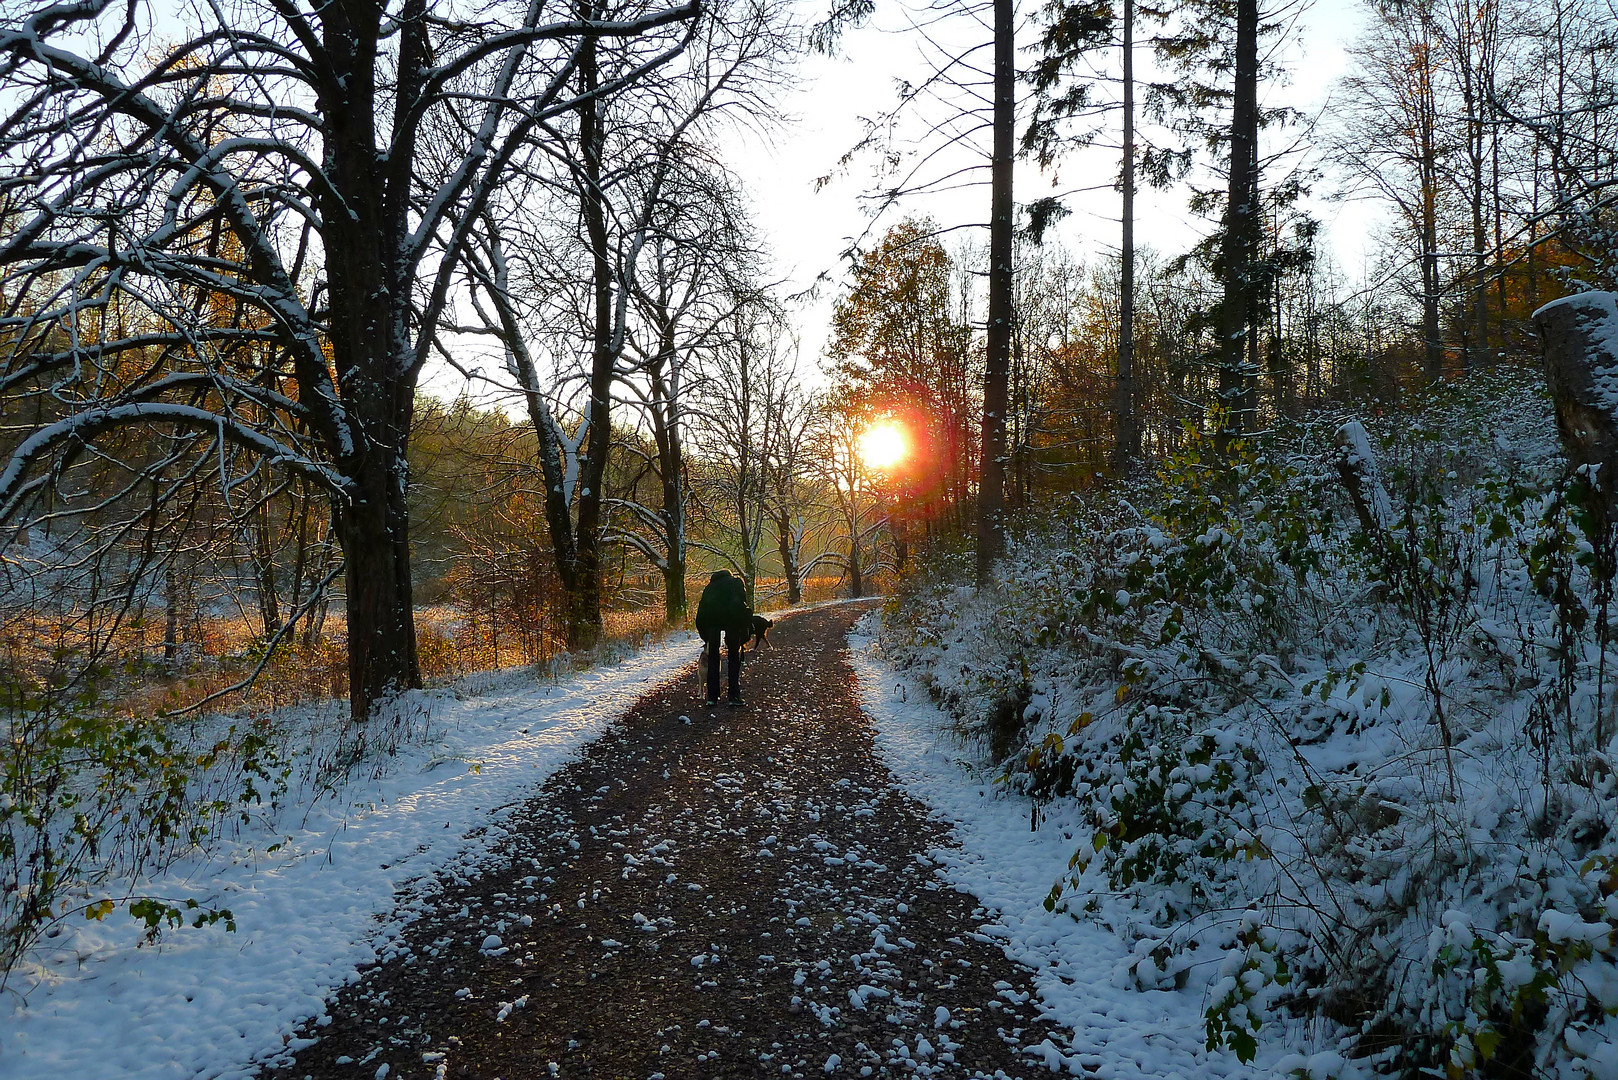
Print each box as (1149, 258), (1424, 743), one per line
(1215, 0), (1261, 445)
(976, 0), (1016, 582)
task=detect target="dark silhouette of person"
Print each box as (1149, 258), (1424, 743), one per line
(694, 569), (752, 706)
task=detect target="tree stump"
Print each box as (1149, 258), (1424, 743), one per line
(1336, 419), (1392, 537)
(1535, 290), (1618, 523)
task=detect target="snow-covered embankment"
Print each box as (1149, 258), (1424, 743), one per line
(0, 631), (700, 1080)
(849, 622), (1265, 1080)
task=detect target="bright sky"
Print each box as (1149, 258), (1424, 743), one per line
(425, 0), (1386, 401)
(725, 0), (1380, 370)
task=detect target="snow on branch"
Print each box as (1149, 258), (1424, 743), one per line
(0, 403), (347, 526)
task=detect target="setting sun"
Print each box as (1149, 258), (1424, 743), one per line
(858, 420), (908, 471)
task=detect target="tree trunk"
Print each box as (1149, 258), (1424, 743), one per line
(565, 14), (612, 652)
(1113, 0), (1140, 471)
(303, 525), (336, 648)
(1535, 292), (1618, 507)
(316, 4), (425, 720)
(163, 562), (181, 668)
(663, 542), (688, 624)
(252, 504), (281, 637)
(848, 525), (864, 600)
(1418, 21), (1443, 381)
(977, 0), (1014, 583)
(335, 445), (421, 721)
(775, 509), (802, 605)
(651, 338), (689, 624)
(1216, 0), (1260, 449)
(738, 486), (759, 609)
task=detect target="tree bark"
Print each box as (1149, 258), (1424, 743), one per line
(1536, 292), (1618, 515)
(319, 4), (425, 719)
(977, 0), (1014, 583)
(336, 446), (422, 719)
(1215, 0), (1260, 449)
(1113, 0), (1140, 470)
(774, 508), (802, 604)
(566, 16), (612, 651)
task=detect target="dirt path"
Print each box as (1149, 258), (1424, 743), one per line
(264, 602), (1067, 1080)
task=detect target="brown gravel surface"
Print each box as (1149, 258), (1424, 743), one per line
(262, 601), (1069, 1080)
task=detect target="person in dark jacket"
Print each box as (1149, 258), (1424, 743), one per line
(694, 569), (752, 706)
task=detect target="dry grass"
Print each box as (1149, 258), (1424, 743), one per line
(3, 572), (881, 723)
(751, 574), (884, 610)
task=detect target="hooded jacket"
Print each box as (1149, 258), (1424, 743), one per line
(694, 569), (751, 642)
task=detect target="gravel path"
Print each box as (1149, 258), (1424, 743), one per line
(264, 602), (1066, 1080)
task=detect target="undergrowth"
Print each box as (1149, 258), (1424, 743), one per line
(881, 369), (1618, 1078)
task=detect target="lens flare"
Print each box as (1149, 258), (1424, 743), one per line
(858, 420), (907, 470)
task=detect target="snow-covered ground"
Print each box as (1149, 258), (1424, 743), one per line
(853, 368), (1618, 1076)
(0, 630), (702, 1079)
(848, 623), (1290, 1079)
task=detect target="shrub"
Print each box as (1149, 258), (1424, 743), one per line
(880, 370), (1618, 1074)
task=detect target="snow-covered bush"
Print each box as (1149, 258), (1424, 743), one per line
(881, 369), (1618, 1076)
(0, 647), (449, 986)
(0, 685), (288, 983)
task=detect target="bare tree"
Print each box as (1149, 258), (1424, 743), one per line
(1334, 3), (1449, 382)
(616, 164), (773, 623)
(812, 389), (890, 599)
(760, 376), (828, 605)
(690, 303), (796, 607)
(0, 0), (697, 719)
(458, 0), (794, 643)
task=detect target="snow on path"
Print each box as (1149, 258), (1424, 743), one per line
(849, 625), (1263, 1080)
(0, 630), (702, 1080)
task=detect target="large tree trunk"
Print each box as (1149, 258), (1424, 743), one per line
(320, 8), (424, 721)
(977, 0), (1014, 583)
(1536, 292), (1618, 502)
(336, 441), (422, 721)
(1536, 291), (1618, 751)
(1215, 0), (1260, 449)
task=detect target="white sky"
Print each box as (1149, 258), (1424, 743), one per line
(725, 0), (1383, 369)
(424, 0), (1390, 401)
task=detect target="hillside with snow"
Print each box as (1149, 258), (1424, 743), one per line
(871, 369), (1618, 1078)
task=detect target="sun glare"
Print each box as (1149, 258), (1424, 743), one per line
(858, 421), (908, 471)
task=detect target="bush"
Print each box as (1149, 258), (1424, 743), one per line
(880, 370), (1618, 1075)
(0, 668), (288, 983)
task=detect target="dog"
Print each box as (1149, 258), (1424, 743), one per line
(747, 615), (773, 652)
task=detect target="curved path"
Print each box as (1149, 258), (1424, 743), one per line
(265, 602), (1066, 1080)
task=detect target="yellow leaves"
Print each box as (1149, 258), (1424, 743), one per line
(1028, 732), (1069, 771)
(84, 899), (115, 920)
(1066, 711), (1094, 736)
(1115, 683), (1130, 702)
